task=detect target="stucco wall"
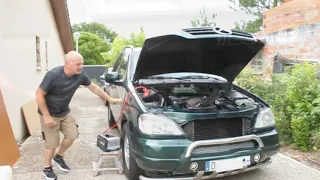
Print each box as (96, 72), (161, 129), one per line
(0, 0), (66, 141)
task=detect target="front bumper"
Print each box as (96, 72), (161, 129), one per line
(139, 158), (271, 180)
(133, 129), (279, 178)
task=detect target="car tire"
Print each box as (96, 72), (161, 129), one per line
(108, 107), (116, 127)
(121, 122), (144, 180)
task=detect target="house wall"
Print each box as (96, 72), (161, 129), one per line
(254, 0), (320, 69)
(0, 0), (66, 141)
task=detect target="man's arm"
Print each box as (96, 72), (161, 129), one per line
(81, 71), (122, 104)
(36, 88), (50, 117)
(87, 82), (122, 104)
(36, 71), (56, 127)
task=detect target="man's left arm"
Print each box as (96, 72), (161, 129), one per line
(87, 82), (122, 104)
(81, 72), (122, 104)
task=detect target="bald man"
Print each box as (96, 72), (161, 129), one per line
(36, 51), (122, 180)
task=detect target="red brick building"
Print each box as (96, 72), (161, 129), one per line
(251, 0), (320, 74)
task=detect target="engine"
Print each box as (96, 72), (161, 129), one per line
(138, 84), (257, 112)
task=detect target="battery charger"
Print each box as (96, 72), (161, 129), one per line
(96, 133), (121, 152)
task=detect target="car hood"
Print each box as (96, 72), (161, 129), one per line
(133, 29), (265, 82)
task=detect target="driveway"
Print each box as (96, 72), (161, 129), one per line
(12, 88), (320, 180)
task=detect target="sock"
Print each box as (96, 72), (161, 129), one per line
(44, 166), (52, 170)
(55, 154), (63, 159)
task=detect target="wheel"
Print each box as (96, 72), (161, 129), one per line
(108, 107), (116, 127)
(121, 122), (144, 180)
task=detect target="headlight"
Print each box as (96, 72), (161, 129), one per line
(138, 114), (185, 135)
(254, 108), (275, 128)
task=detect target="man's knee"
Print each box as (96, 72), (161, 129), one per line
(42, 131), (60, 149)
(61, 115), (79, 140)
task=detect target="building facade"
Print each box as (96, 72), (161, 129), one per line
(0, 0), (73, 141)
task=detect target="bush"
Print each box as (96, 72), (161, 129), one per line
(236, 63), (320, 151)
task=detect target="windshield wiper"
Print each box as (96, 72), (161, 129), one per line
(178, 75), (224, 81)
(148, 76), (191, 81)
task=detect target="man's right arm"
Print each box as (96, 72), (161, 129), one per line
(36, 88), (50, 117)
(36, 72), (55, 127)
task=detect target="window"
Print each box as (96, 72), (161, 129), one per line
(117, 50), (130, 80)
(36, 36), (41, 71)
(45, 41), (48, 71)
(112, 52), (124, 72)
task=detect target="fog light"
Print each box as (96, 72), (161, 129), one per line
(254, 153), (261, 162)
(190, 162), (198, 171)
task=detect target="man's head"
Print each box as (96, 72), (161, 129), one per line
(65, 51), (84, 75)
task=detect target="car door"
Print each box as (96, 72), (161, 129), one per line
(112, 49), (130, 122)
(108, 52), (124, 121)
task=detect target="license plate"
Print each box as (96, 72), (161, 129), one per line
(205, 156), (251, 173)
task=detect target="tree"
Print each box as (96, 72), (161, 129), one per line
(72, 22), (118, 43)
(191, 6), (217, 27)
(228, 0), (283, 33)
(75, 32), (110, 65)
(102, 30), (146, 66)
(234, 16), (263, 33)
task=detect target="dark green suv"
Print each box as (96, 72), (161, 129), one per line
(105, 27), (279, 180)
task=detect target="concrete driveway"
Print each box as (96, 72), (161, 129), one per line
(12, 88), (320, 180)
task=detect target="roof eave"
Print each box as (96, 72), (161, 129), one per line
(49, 0), (74, 54)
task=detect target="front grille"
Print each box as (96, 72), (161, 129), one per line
(182, 118), (249, 141)
(192, 141), (256, 156)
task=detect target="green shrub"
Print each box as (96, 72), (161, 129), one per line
(236, 63), (320, 151)
(311, 130), (320, 150)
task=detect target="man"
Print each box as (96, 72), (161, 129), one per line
(36, 51), (122, 180)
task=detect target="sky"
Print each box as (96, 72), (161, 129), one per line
(66, 0), (255, 38)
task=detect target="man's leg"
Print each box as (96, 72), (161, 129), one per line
(52, 114), (79, 172)
(44, 148), (56, 168)
(56, 138), (74, 156)
(40, 116), (61, 180)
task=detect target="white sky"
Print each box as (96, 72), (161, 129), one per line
(66, 0), (254, 38)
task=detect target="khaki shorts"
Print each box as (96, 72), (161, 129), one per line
(40, 114), (79, 149)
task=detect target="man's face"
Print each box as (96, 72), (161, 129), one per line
(68, 58), (83, 74)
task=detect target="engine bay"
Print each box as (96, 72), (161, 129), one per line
(135, 83), (258, 113)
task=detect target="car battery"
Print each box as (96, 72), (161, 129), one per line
(96, 133), (121, 152)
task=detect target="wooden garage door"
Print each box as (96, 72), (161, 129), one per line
(0, 88), (20, 167)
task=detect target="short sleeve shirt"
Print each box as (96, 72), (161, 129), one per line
(38, 66), (91, 117)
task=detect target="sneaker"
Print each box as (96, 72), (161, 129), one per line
(42, 166), (57, 180)
(52, 154), (70, 172)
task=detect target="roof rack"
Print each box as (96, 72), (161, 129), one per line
(181, 27), (255, 39)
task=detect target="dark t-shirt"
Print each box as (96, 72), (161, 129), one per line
(38, 66), (91, 117)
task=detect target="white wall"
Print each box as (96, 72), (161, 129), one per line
(0, 0), (66, 141)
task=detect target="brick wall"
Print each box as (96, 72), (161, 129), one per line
(253, 0), (320, 72)
(263, 0), (320, 33)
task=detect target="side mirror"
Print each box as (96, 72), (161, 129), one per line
(105, 72), (123, 86)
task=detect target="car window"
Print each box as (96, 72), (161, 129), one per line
(112, 52), (124, 72)
(129, 51), (141, 79)
(117, 50), (130, 80)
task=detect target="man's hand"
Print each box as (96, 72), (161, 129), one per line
(87, 82), (123, 104)
(43, 115), (56, 128)
(110, 97), (123, 105)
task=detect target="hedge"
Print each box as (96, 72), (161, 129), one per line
(236, 63), (320, 151)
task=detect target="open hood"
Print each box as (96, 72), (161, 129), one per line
(133, 28), (265, 82)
